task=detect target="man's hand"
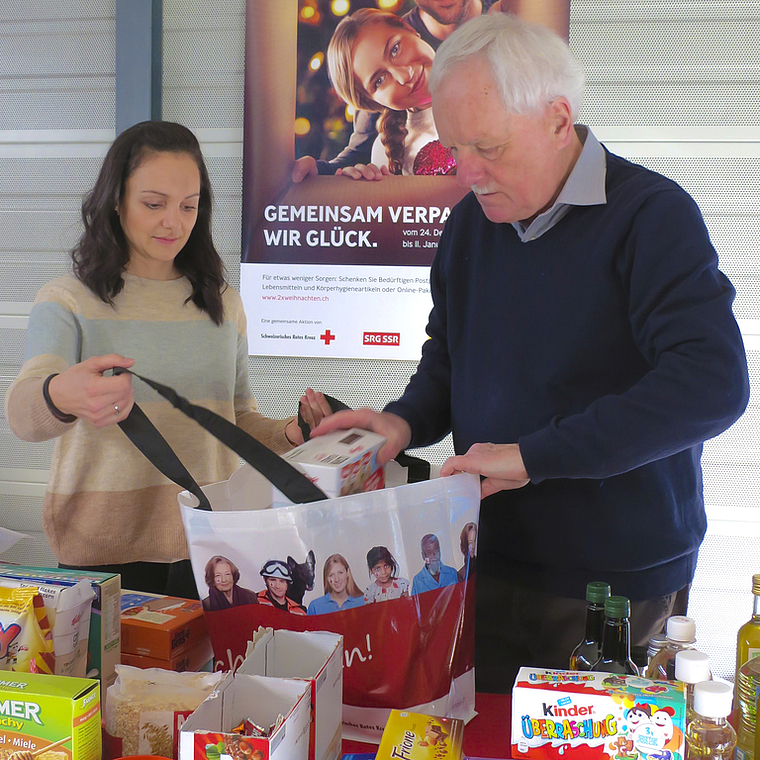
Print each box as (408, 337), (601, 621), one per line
(311, 408), (411, 464)
(441, 442), (530, 498)
(335, 163), (390, 181)
(47, 354), (135, 427)
(291, 156), (318, 183)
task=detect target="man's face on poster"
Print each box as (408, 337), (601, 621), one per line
(414, 0), (475, 27)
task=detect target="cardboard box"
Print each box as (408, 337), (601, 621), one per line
(376, 709), (464, 759)
(120, 636), (214, 673)
(0, 671), (101, 760)
(511, 668), (686, 759)
(180, 672), (312, 760)
(0, 563), (120, 689)
(120, 591), (209, 660)
(283, 428), (386, 498)
(238, 629), (343, 760)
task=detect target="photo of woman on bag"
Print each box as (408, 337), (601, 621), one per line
(257, 559), (307, 614)
(202, 555), (258, 611)
(307, 553), (365, 615)
(363, 546), (409, 603)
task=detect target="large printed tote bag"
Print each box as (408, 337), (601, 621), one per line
(117, 371), (480, 742)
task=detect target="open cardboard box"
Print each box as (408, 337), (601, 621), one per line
(180, 672), (311, 760)
(237, 629), (343, 760)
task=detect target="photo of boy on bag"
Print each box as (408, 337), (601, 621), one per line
(363, 546), (409, 603)
(257, 559), (307, 615)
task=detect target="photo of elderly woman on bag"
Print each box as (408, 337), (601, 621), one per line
(202, 555), (258, 611)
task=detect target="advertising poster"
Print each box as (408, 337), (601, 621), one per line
(241, 0), (466, 360)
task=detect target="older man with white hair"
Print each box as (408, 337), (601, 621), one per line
(314, 13), (748, 690)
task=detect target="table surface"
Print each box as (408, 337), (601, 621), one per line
(341, 692), (513, 759)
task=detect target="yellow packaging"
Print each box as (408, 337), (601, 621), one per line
(0, 587), (54, 674)
(0, 671), (100, 760)
(376, 710), (464, 760)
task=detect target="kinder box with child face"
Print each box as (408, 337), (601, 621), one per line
(282, 429), (386, 498)
(179, 672), (311, 760)
(237, 629), (343, 760)
(0, 672), (101, 760)
(511, 669), (686, 760)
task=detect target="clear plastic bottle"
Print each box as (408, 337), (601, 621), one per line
(675, 649), (711, 726)
(570, 581), (610, 671)
(685, 681), (736, 758)
(592, 595), (639, 675)
(644, 615), (697, 680)
(736, 654), (760, 759)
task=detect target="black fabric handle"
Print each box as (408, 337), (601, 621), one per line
(115, 368), (328, 510)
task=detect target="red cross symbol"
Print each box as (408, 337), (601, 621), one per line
(320, 330), (335, 345)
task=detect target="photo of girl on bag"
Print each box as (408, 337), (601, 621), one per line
(363, 545), (409, 603)
(257, 559), (307, 615)
(307, 553), (365, 615)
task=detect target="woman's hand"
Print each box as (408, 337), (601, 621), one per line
(291, 155), (318, 183)
(284, 388), (335, 446)
(440, 442), (530, 498)
(336, 163), (390, 181)
(47, 354), (135, 427)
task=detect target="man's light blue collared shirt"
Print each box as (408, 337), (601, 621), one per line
(512, 125), (607, 243)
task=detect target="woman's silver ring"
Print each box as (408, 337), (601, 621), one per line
(114, 404), (120, 416)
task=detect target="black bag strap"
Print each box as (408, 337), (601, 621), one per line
(115, 368), (328, 510)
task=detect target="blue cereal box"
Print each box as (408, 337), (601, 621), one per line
(511, 668), (686, 760)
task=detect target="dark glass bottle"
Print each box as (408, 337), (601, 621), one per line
(592, 595), (639, 675)
(570, 581), (611, 670)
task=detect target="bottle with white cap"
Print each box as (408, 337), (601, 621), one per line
(645, 615), (697, 680)
(675, 649), (712, 722)
(685, 681), (736, 758)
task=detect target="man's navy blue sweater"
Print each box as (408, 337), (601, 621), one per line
(386, 149), (749, 600)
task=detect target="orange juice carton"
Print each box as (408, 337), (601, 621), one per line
(511, 668), (686, 759)
(376, 709), (464, 760)
(180, 671), (312, 760)
(237, 628), (343, 760)
(120, 591), (209, 660)
(283, 428), (386, 498)
(0, 671), (101, 760)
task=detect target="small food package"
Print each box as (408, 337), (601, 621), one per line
(282, 428), (386, 498)
(511, 668), (686, 759)
(0, 586), (55, 673)
(179, 671), (311, 760)
(104, 663), (223, 759)
(0, 578), (94, 678)
(0, 670), (101, 760)
(375, 709), (464, 760)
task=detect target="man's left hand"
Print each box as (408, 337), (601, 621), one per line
(441, 443), (530, 498)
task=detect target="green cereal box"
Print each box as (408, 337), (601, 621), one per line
(0, 672), (101, 760)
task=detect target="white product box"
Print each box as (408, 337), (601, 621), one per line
(180, 672), (311, 760)
(238, 629), (343, 760)
(283, 428), (386, 498)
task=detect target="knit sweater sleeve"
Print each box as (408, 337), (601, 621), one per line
(225, 287), (295, 455)
(4, 279), (82, 442)
(519, 187), (749, 482)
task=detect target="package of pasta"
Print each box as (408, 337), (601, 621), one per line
(103, 663), (223, 760)
(0, 586), (55, 673)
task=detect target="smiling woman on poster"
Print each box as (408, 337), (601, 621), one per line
(327, 9), (455, 179)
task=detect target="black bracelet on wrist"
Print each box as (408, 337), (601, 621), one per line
(42, 374), (77, 423)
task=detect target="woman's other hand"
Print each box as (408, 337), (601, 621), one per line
(47, 354), (135, 427)
(441, 442), (530, 498)
(291, 155), (318, 183)
(285, 388), (334, 446)
(335, 163), (390, 181)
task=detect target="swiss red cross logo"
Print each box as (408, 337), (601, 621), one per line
(363, 332), (400, 346)
(320, 330), (335, 345)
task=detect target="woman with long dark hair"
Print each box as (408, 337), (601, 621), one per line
(5, 121), (331, 596)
